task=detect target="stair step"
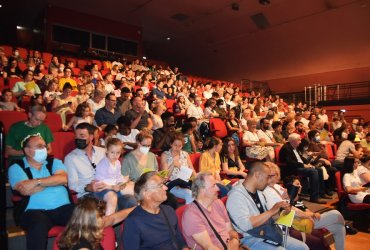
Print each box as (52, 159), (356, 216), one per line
(7, 225), (25, 237)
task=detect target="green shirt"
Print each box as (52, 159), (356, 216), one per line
(6, 121), (54, 161)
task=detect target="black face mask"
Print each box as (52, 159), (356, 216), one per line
(75, 138), (88, 150)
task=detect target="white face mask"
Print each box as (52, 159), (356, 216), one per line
(14, 51), (19, 56)
(139, 146), (150, 155)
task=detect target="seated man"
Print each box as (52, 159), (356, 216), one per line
(94, 93), (122, 130)
(6, 104), (53, 163)
(360, 132), (370, 156)
(8, 135), (74, 250)
(125, 96), (153, 130)
(64, 122), (136, 209)
(333, 132), (363, 170)
(122, 171), (190, 250)
(226, 161), (309, 250)
(279, 133), (327, 204)
(182, 172), (244, 250)
(12, 69), (41, 98)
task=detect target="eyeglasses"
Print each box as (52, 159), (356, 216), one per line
(27, 144), (47, 150)
(108, 99), (117, 102)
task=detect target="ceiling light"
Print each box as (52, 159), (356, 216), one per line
(16, 26), (26, 30)
(166, 37), (171, 41)
(259, 0), (270, 5)
(142, 56), (147, 60)
(0, 5), (2, 8)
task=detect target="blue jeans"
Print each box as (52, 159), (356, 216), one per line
(295, 167), (321, 200)
(169, 186), (194, 204)
(241, 235), (309, 250)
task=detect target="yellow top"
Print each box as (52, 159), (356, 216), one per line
(59, 77), (77, 91)
(199, 151), (221, 176)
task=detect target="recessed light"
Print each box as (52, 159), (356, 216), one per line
(142, 56), (147, 60)
(0, 5), (3, 8)
(166, 37), (171, 41)
(16, 26), (26, 30)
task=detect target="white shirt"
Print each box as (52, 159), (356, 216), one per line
(87, 98), (105, 114)
(293, 149), (304, 164)
(318, 114), (328, 123)
(257, 129), (274, 143)
(116, 129), (140, 150)
(203, 90), (213, 99)
(64, 146), (106, 198)
(335, 140), (355, 162)
(187, 104), (204, 120)
(263, 185), (286, 210)
(343, 170), (370, 203)
(357, 165), (370, 184)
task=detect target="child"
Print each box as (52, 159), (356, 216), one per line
(43, 79), (60, 105)
(0, 89), (23, 111)
(94, 138), (134, 215)
(100, 124), (118, 147)
(116, 116), (139, 150)
(181, 122), (197, 153)
(63, 102), (93, 131)
(76, 84), (90, 105)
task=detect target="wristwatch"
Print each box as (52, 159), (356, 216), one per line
(36, 178), (42, 186)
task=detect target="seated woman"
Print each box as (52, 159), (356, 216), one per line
(121, 129), (158, 182)
(226, 109), (242, 146)
(174, 95), (187, 115)
(199, 137), (231, 197)
(52, 82), (76, 125)
(203, 98), (219, 119)
(58, 196), (134, 250)
(306, 130), (337, 195)
(161, 133), (196, 204)
(242, 119), (272, 161)
(263, 163), (346, 250)
(342, 157), (370, 204)
(358, 156), (370, 184)
(220, 137), (247, 179)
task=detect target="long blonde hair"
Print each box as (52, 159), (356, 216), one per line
(58, 197), (105, 250)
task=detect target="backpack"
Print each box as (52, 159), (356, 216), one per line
(11, 158), (71, 225)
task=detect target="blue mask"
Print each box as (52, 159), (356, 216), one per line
(33, 148), (47, 163)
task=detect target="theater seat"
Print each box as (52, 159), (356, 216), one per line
(189, 152), (201, 172)
(165, 99), (176, 113)
(0, 110), (28, 134)
(175, 204), (188, 232)
(0, 77), (4, 91)
(44, 112), (63, 132)
(335, 171), (370, 211)
(209, 118), (228, 138)
(51, 132), (75, 161)
(8, 77), (22, 90)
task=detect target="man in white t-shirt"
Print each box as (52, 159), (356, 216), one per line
(116, 116), (139, 150)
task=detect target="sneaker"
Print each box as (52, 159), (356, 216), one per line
(345, 225), (358, 235)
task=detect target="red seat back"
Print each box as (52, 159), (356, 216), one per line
(335, 171), (346, 200)
(51, 132), (75, 161)
(8, 77), (22, 90)
(0, 77), (4, 91)
(189, 152), (201, 172)
(325, 144), (335, 160)
(0, 110), (28, 134)
(209, 118), (228, 138)
(165, 99), (176, 113)
(176, 204), (188, 233)
(220, 196), (228, 205)
(44, 112), (63, 132)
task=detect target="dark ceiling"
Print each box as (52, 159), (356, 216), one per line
(1, 0), (370, 83)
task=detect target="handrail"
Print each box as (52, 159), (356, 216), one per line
(0, 121), (8, 249)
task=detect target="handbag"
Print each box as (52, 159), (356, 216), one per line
(247, 218), (283, 245)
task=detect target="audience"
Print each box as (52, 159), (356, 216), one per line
(1, 50), (368, 249)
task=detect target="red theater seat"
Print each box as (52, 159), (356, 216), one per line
(51, 132), (75, 161)
(176, 204), (188, 232)
(209, 118), (228, 138)
(8, 77), (22, 90)
(0, 110), (28, 134)
(189, 152), (201, 172)
(44, 112), (63, 132)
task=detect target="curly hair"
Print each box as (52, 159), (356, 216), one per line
(58, 197), (105, 250)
